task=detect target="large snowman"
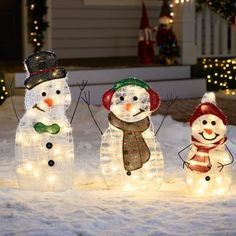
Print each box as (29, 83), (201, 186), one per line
(16, 51), (75, 191)
(179, 93), (234, 196)
(99, 78), (164, 191)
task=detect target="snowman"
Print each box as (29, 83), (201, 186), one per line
(178, 93), (234, 196)
(16, 51), (83, 192)
(83, 77), (168, 191)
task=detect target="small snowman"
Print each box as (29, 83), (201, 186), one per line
(178, 92), (234, 196)
(16, 51), (85, 191)
(83, 77), (175, 191)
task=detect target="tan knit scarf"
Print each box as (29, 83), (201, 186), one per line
(108, 112), (150, 175)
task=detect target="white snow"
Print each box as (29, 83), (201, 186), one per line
(0, 96), (236, 236)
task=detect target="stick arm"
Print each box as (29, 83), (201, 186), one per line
(224, 145), (234, 166)
(7, 79), (19, 123)
(178, 143), (192, 169)
(70, 80), (88, 124)
(155, 94), (177, 136)
(217, 145), (235, 172)
(82, 90), (103, 135)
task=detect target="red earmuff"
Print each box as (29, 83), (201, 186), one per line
(148, 88), (161, 111)
(102, 89), (115, 110)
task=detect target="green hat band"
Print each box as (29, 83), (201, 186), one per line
(112, 77), (150, 91)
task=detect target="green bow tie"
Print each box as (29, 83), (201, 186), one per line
(33, 122), (60, 135)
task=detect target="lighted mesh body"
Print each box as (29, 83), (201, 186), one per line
(186, 144), (232, 196)
(16, 79), (74, 191)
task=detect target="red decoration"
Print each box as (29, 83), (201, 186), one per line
(189, 102), (228, 126)
(147, 89), (160, 111)
(102, 89), (115, 110)
(138, 2), (154, 64)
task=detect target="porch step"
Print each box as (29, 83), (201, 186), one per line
(14, 65), (206, 104)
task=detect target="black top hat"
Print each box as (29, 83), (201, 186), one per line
(24, 51), (67, 90)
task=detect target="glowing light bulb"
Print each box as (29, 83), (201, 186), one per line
(197, 188), (204, 195)
(48, 175), (56, 184)
(25, 162), (33, 171)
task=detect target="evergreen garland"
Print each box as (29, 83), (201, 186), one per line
(27, 0), (49, 53)
(0, 72), (8, 105)
(196, 0), (236, 24)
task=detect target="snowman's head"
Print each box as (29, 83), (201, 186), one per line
(102, 78), (160, 122)
(189, 93), (228, 144)
(191, 114), (226, 144)
(25, 78), (71, 113)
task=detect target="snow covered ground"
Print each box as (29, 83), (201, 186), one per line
(0, 96), (236, 236)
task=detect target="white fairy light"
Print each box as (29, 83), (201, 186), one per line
(182, 92), (234, 197)
(101, 78), (164, 191)
(16, 52), (75, 192)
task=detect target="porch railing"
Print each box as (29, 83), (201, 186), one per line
(196, 6), (236, 58)
(173, 0), (236, 64)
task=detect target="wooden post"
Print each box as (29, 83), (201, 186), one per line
(172, 0), (197, 64)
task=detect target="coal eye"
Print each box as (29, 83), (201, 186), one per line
(211, 121), (216, 126)
(133, 96), (138, 101)
(56, 90), (61, 95)
(202, 120), (207, 125)
(42, 92), (46, 97)
(120, 96), (124, 101)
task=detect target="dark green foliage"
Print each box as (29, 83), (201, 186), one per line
(27, 0), (49, 52)
(198, 58), (236, 91)
(0, 73), (8, 105)
(196, 0), (236, 24)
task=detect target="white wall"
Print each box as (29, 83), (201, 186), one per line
(51, 0), (161, 58)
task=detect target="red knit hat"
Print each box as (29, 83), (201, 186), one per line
(159, 0), (172, 19)
(140, 2), (150, 29)
(189, 102), (228, 126)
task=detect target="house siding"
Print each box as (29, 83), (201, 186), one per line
(51, 0), (160, 58)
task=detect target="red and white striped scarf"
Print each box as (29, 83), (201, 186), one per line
(188, 136), (227, 173)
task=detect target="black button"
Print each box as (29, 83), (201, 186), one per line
(48, 160), (55, 167)
(127, 171), (131, 176)
(46, 142), (53, 149)
(205, 176), (210, 181)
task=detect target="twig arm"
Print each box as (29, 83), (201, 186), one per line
(217, 145), (235, 172)
(70, 80), (88, 124)
(178, 143), (192, 169)
(155, 94), (177, 136)
(7, 79), (19, 123)
(82, 91), (103, 135)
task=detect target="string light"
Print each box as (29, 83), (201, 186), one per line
(201, 58), (236, 95)
(26, 0), (48, 52)
(0, 76), (8, 105)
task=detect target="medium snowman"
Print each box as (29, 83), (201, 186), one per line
(179, 93), (234, 196)
(16, 51), (81, 192)
(84, 77), (166, 191)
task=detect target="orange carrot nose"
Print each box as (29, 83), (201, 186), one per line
(204, 128), (213, 135)
(44, 98), (53, 107)
(124, 103), (132, 112)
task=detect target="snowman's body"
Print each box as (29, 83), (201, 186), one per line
(186, 143), (232, 196)
(100, 80), (164, 191)
(101, 120), (163, 190)
(184, 96), (233, 196)
(16, 78), (74, 191)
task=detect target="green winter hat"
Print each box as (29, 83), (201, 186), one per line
(112, 77), (150, 91)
